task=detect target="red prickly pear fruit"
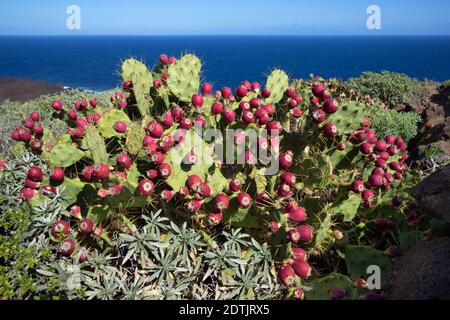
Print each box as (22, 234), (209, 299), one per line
(375, 159), (387, 169)
(280, 172), (296, 186)
(23, 118), (35, 130)
(279, 264), (296, 286)
(89, 99), (97, 108)
(312, 108), (325, 123)
(201, 83), (213, 95)
(360, 142), (373, 155)
(52, 100), (63, 110)
(323, 99), (339, 114)
(198, 183), (211, 198)
(278, 183), (293, 198)
(250, 98), (260, 108)
(138, 179), (155, 196)
(18, 128), (32, 141)
(287, 228), (301, 243)
(81, 166), (94, 181)
(292, 260), (312, 279)
(293, 288), (305, 300)
(50, 167), (65, 183)
(214, 193), (229, 211)
(255, 109), (270, 125)
(194, 115), (206, 128)
(285, 200), (298, 213)
(236, 85), (249, 98)
(185, 199), (203, 212)
(385, 135), (396, 145)
(374, 140), (387, 152)
(290, 107), (303, 118)
(288, 99), (298, 109)
(179, 186), (190, 197)
(296, 225), (314, 241)
(21, 187), (37, 201)
(251, 81), (261, 92)
(262, 104), (275, 116)
(364, 293), (382, 300)
(237, 192), (252, 209)
(151, 151), (165, 165)
(330, 288), (345, 300)
(389, 162), (402, 172)
(30, 138), (43, 151)
(312, 82), (325, 97)
(211, 102), (224, 115)
(168, 56), (176, 64)
(153, 79), (162, 88)
(268, 221), (280, 234)
(160, 112), (174, 127)
(239, 101), (251, 111)
(187, 175), (203, 191)
(68, 109), (78, 121)
(363, 117), (371, 127)
(208, 211), (223, 226)
(229, 179), (242, 192)
(51, 220), (70, 238)
(385, 245), (400, 257)
(391, 196), (402, 207)
(0, 159), (6, 170)
(148, 121), (164, 138)
(159, 53), (169, 65)
(319, 89), (331, 101)
(241, 110), (255, 124)
(395, 137), (404, 147)
(117, 153), (132, 170)
(114, 121), (127, 133)
(378, 151), (390, 161)
(372, 167), (385, 176)
(161, 72), (168, 81)
(30, 111), (40, 122)
(161, 189), (175, 202)
(122, 80), (133, 90)
(75, 118), (87, 129)
(279, 151), (294, 169)
(257, 192), (271, 204)
(355, 278), (368, 289)
(323, 122), (338, 137)
(285, 206), (307, 223)
(191, 93), (204, 108)
(368, 174), (384, 188)
(158, 162), (172, 178)
(387, 145), (398, 156)
(60, 239), (75, 256)
(79, 249), (89, 263)
(245, 151), (257, 165)
(27, 166), (44, 182)
(284, 87), (296, 99)
(261, 88), (271, 98)
(79, 218), (94, 234)
(384, 173), (394, 185)
(291, 247), (307, 261)
(93, 163), (110, 180)
(267, 120), (283, 134)
(223, 108), (236, 124)
(180, 118), (193, 130)
(337, 143), (346, 151)
(221, 87), (232, 100)
(80, 100), (88, 110)
(352, 180), (365, 193)
(310, 96), (320, 106)
(293, 94), (303, 104)
(183, 150), (198, 165)
(93, 224), (103, 237)
(11, 129), (20, 141)
(362, 189), (375, 202)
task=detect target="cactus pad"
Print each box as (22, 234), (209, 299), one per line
(122, 58), (153, 116)
(81, 125), (109, 164)
(345, 245), (392, 281)
(325, 101), (366, 135)
(265, 69), (289, 104)
(167, 54), (201, 102)
(304, 272), (356, 300)
(97, 109), (131, 139)
(48, 134), (85, 168)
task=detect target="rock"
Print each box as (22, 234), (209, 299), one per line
(411, 165), (450, 223)
(384, 238), (450, 300)
(0, 77), (63, 103)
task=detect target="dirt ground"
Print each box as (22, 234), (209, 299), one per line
(0, 78), (63, 103)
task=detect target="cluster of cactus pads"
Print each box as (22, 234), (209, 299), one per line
(8, 53), (417, 300)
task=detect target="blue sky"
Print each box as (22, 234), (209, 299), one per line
(1, 0), (450, 35)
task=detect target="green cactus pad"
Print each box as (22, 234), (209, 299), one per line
(265, 69), (289, 104)
(223, 201), (261, 228)
(304, 272), (356, 300)
(325, 101), (366, 136)
(122, 58), (153, 116)
(87, 205), (110, 225)
(59, 177), (93, 208)
(332, 192), (361, 222)
(345, 245), (392, 281)
(167, 54), (201, 102)
(97, 109), (131, 139)
(329, 141), (364, 170)
(48, 134), (85, 168)
(125, 122), (146, 156)
(81, 125), (109, 164)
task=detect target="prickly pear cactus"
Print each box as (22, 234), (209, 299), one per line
(265, 69), (289, 104)
(325, 101), (365, 135)
(125, 122), (146, 156)
(345, 245), (392, 281)
(304, 272), (356, 300)
(97, 109), (131, 138)
(167, 54), (201, 102)
(122, 58), (153, 116)
(48, 134), (85, 168)
(81, 125), (109, 163)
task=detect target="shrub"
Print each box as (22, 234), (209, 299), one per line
(1, 54), (424, 300)
(347, 71), (425, 106)
(366, 105), (421, 144)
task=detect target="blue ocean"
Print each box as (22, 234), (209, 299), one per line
(1, 36), (450, 91)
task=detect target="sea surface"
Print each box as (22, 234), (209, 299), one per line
(1, 36), (450, 91)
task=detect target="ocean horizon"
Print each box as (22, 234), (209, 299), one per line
(1, 35), (450, 91)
